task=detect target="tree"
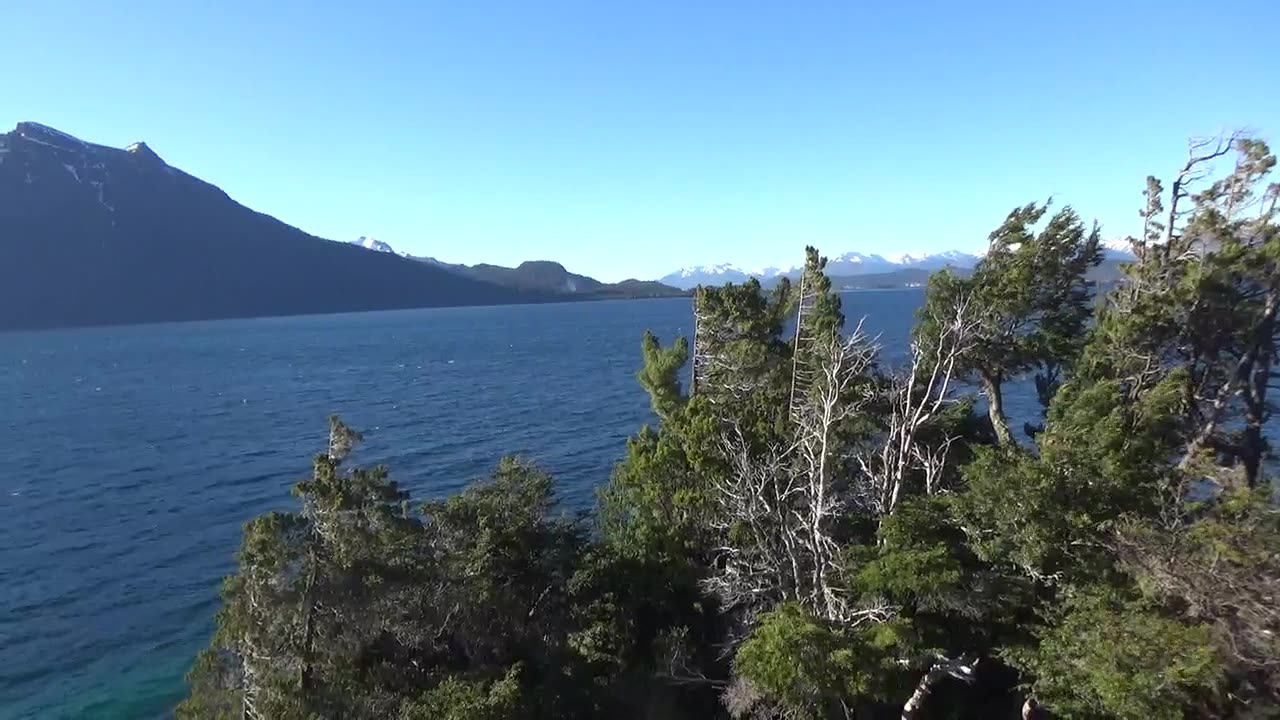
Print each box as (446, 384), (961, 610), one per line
(1010, 589), (1221, 720)
(1088, 135), (1278, 488)
(678, 248), (999, 717)
(918, 202), (1102, 445)
(179, 416), (420, 719)
(730, 602), (890, 719)
(184, 134), (1276, 718)
(957, 133), (1278, 718)
(1114, 489), (1280, 710)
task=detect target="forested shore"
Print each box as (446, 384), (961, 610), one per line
(181, 135), (1279, 719)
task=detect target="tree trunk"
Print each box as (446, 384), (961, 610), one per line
(979, 372), (1014, 446)
(901, 664), (948, 719)
(1241, 418), (1263, 489)
(1241, 290), (1276, 488)
(298, 552), (317, 692)
(901, 655), (977, 719)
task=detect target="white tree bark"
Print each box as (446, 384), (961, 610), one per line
(856, 295), (975, 517)
(705, 325), (881, 625)
(900, 654), (978, 719)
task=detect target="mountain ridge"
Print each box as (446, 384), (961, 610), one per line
(660, 242), (1137, 290)
(0, 122), (558, 331)
(658, 250), (985, 289)
(348, 238), (685, 298)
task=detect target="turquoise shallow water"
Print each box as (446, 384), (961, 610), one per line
(1, 292), (950, 719)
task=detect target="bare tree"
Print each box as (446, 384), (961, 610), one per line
(855, 295), (977, 517)
(704, 325), (887, 627)
(1161, 134), (1239, 251)
(793, 323), (879, 621)
(704, 292), (975, 629)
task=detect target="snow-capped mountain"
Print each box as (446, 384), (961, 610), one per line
(348, 238), (477, 271)
(350, 236), (397, 254)
(822, 252), (900, 276)
(660, 263), (755, 288)
(888, 250), (984, 270)
(659, 250), (982, 290)
(1102, 237), (1137, 259)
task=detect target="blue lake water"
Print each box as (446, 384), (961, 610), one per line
(1, 290), (1031, 719)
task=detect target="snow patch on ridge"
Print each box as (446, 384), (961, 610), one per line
(351, 237), (398, 254)
(24, 122), (87, 147)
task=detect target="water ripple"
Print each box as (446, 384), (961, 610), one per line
(0, 293), (928, 720)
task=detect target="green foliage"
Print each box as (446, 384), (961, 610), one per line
(853, 497), (965, 602)
(733, 603), (879, 718)
(917, 202), (1102, 444)
(1010, 590), (1221, 720)
(185, 141), (1278, 719)
(1115, 489), (1280, 705)
(690, 278), (794, 414)
(796, 246), (845, 343)
(1085, 138), (1278, 488)
(638, 331), (689, 422)
(957, 373), (1185, 584)
(400, 666), (522, 720)
(177, 650), (245, 720)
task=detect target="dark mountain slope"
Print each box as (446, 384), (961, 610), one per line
(456, 260), (604, 293)
(348, 241), (687, 299)
(0, 122), (546, 331)
(455, 260), (685, 297)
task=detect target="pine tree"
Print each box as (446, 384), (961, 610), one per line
(181, 133), (1278, 720)
(917, 202), (1102, 444)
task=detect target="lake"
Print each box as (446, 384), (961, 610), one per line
(2, 290), (1028, 719)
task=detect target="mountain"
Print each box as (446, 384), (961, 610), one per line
(660, 242), (1139, 291)
(348, 242), (686, 299)
(1101, 236), (1137, 260)
(821, 252), (901, 276)
(658, 264), (756, 288)
(660, 251), (982, 290)
(0, 122), (574, 331)
(888, 250), (984, 270)
(827, 267), (946, 289)
(442, 259), (685, 298)
(818, 255), (1133, 291)
(689, 242), (1136, 292)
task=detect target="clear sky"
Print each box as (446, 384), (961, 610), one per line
(4, 1), (1278, 281)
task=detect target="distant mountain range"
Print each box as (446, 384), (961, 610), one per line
(0, 120), (1138, 331)
(659, 244), (1137, 290)
(0, 122), (681, 331)
(658, 251), (984, 289)
(347, 237), (684, 299)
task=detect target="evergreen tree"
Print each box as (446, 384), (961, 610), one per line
(183, 133), (1277, 719)
(917, 202), (1102, 444)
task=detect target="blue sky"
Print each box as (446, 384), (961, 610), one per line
(4, 1), (1278, 281)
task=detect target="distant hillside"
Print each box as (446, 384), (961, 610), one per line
(598, 279), (690, 298)
(348, 240), (686, 299)
(0, 122), (556, 331)
(458, 260), (685, 298)
(829, 267), (947, 289)
(818, 256), (1131, 290)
